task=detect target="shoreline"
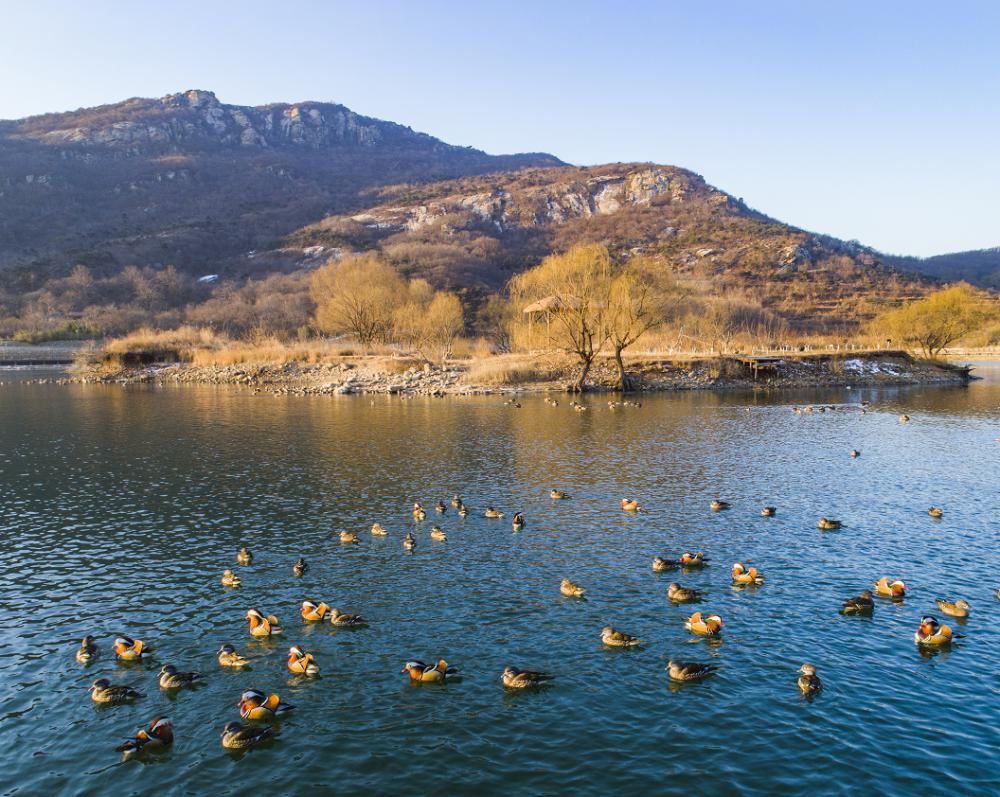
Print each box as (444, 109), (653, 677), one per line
(57, 351), (974, 396)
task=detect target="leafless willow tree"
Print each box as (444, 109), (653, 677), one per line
(606, 257), (677, 390)
(394, 283), (465, 365)
(509, 244), (614, 392)
(510, 245), (677, 392)
(310, 253), (404, 344)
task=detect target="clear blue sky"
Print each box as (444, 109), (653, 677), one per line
(2, 1), (997, 256)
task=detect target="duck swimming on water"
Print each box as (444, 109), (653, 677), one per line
(329, 608), (368, 627)
(76, 635), (99, 663)
(873, 577), (906, 600)
(667, 583), (703, 603)
(915, 616), (957, 647)
(601, 626), (642, 647)
(401, 660), (458, 683)
(239, 689), (294, 720)
(116, 716), (173, 757)
(667, 661), (718, 682)
(511, 512), (525, 530)
(221, 721), (279, 750)
(287, 645), (320, 675)
(680, 552), (709, 567)
(797, 664), (822, 695)
(159, 664), (204, 689)
(300, 601), (331, 622)
(90, 678), (144, 705)
(620, 498), (642, 512)
(560, 578), (586, 598)
(113, 636), (145, 662)
(221, 569), (241, 587)
(292, 558), (307, 576)
(217, 644), (249, 668)
(731, 562), (765, 585)
(685, 612), (723, 636)
(236, 547), (252, 566)
(501, 666), (555, 689)
(246, 609), (282, 637)
(936, 599), (969, 618)
(818, 518), (842, 530)
(840, 590), (875, 616)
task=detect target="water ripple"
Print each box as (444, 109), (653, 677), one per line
(0, 371), (998, 795)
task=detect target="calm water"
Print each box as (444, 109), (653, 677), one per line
(1, 369), (998, 796)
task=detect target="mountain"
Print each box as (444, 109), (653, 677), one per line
(0, 89), (562, 288)
(0, 90), (944, 339)
(284, 162), (928, 331)
(884, 248), (1000, 290)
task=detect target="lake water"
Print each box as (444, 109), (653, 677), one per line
(1, 368), (998, 795)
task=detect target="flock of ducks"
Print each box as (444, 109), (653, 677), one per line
(74, 403), (993, 760)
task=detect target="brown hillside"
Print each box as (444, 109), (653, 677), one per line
(288, 163), (930, 332)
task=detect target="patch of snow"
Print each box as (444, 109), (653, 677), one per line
(841, 358), (905, 376)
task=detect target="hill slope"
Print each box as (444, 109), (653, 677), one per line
(285, 163), (929, 331)
(0, 90), (952, 339)
(0, 89), (561, 287)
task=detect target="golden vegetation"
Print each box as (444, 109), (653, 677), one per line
(87, 264), (997, 392)
(310, 255), (465, 364)
(871, 284), (990, 357)
(463, 354), (562, 386)
(311, 254), (404, 344)
(509, 244), (672, 390)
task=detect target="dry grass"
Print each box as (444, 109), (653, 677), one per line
(103, 325), (221, 356)
(189, 339), (361, 366)
(99, 326), (404, 367)
(463, 354), (560, 386)
(373, 356), (426, 375)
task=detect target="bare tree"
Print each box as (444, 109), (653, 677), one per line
(606, 257), (676, 391)
(310, 253), (404, 345)
(510, 244), (614, 392)
(393, 281), (465, 365)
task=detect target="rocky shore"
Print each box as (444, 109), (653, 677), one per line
(60, 352), (974, 396)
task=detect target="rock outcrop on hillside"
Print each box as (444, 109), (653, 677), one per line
(289, 163), (927, 330)
(7, 89), (511, 154)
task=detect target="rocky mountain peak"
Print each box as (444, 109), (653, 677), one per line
(163, 89), (221, 109)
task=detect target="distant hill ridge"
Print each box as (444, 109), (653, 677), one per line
(884, 247), (1000, 290)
